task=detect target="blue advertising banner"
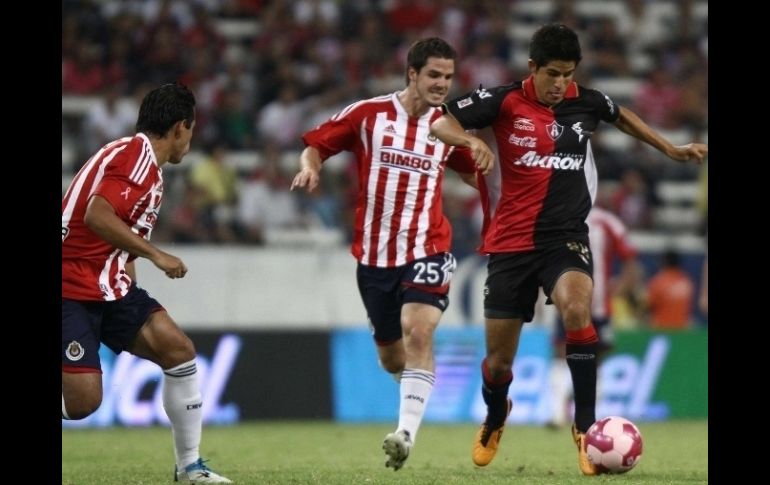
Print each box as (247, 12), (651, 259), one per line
(331, 327), (707, 423)
(331, 327), (551, 424)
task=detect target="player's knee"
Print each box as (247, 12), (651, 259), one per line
(379, 354), (405, 374)
(486, 355), (514, 375)
(404, 325), (433, 352)
(560, 301), (591, 328)
(65, 394), (102, 420)
(163, 334), (196, 368)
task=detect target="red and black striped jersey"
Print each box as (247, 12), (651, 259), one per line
(443, 76), (620, 253)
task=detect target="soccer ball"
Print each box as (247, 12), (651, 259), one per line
(585, 416), (643, 474)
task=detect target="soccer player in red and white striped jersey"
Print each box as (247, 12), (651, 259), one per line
(292, 37), (483, 471)
(62, 83), (230, 483)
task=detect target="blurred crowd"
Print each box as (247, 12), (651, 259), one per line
(62, 0), (708, 262)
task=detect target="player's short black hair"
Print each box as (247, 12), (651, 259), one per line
(135, 82), (196, 137)
(405, 37), (457, 86)
(529, 23), (582, 68)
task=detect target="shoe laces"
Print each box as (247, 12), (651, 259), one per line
(479, 421), (501, 446)
(188, 458), (213, 473)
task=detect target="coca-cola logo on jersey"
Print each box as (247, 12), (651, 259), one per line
(508, 134), (537, 148)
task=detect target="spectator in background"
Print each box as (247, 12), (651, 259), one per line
(62, 41), (105, 94)
(632, 67), (683, 130)
(458, 36), (511, 92)
(167, 181), (212, 243)
(611, 167), (653, 229)
(291, 37), (479, 471)
(586, 17), (630, 77)
(188, 144), (240, 243)
(645, 249), (696, 329)
(82, 84), (138, 157)
(238, 144), (306, 244)
(213, 89), (256, 149)
(256, 83), (305, 149)
(547, 205), (643, 428)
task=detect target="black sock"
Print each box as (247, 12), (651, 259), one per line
(481, 359), (512, 427)
(566, 341), (598, 432)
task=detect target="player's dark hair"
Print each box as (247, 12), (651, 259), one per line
(529, 23), (582, 68)
(135, 82), (196, 137)
(405, 37), (457, 86)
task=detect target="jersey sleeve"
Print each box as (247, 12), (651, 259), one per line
(92, 141), (152, 220)
(585, 87), (621, 123)
(442, 84), (515, 130)
(301, 104), (361, 161)
(446, 146), (477, 174)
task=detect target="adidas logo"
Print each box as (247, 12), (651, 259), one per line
(384, 124), (396, 134)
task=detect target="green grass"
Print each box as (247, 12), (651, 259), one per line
(62, 420), (707, 484)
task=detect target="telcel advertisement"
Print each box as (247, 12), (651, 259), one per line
(331, 327), (707, 423)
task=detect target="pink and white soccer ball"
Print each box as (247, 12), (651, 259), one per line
(585, 416), (643, 474)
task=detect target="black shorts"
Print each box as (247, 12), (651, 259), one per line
(484, 241), (593, 322)
(62, 284), (164, 371)
(356, 252), (456, 345)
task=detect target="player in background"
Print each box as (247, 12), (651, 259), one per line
(430, 23), (707, 475)
(291, 37), (482, 471)
(547, 205), (642, 428)
(62, 82), (231, 484)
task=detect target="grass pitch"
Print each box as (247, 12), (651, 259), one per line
(62, 420), (707, 484)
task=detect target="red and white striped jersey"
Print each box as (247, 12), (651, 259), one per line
(302, 92), (476, 268)
(587, 206), (637, 319)
(62, 133), (163, 301)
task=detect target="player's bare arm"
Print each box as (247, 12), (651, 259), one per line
(614, 106), (708, 164)
(430, 114), (495, 175)
(84, 195), (188, 279)
(291, 146), (323, 192)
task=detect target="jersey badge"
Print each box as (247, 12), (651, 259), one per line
(457, 97), (473, 109)
(546, 121), (564, 141)
(65, 341), (85, 361)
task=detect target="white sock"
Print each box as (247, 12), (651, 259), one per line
(163, 359), (202, 469)
(397, 369), (435, 443)
(62, 394), (70, 420)
(548, 359), (572, 425)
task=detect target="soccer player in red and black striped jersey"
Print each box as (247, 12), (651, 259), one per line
(431, 23), (707, 475)
(62, 83), (230, 483)
(291, 37), (481, 471)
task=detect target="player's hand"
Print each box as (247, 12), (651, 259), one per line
(290, 167), (320, 192)
(152, 251), (188, 279)
(468, 137), (495, 175)
(672, 143), (708, 164)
